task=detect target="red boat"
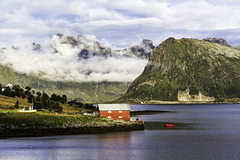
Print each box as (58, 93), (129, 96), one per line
(164, 124), (175, 128)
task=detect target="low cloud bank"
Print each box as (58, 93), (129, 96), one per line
(0, 35), (148, 82)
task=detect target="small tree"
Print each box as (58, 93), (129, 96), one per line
(15, 100), (19, 109)
(32, 90), (35, 95)
(61, 95), (67, 103)
(36, 95), (41, 102)
(25, 86), (31, 91)
(50, 93), (58, 101)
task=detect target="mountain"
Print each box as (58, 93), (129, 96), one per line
(119, 37), (240, 103)
(54, 34), (154, 59)
(0, 65), (130, 102)
(0, 34), (153, 102)
(116, 39), (155, 59)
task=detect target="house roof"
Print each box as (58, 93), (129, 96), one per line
(98, 104), (130, 111)
(6, 83), (13, 87)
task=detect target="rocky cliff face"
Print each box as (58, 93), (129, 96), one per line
(120, 37), (240, 102)
(127, 39), (155, 58)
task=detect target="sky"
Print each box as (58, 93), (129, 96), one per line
(0, 0), (240, 48)
(0, 0), (240, 83)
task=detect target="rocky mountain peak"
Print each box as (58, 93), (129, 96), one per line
(32, 42), (41, 51)
(142, 39), (155, 49)
(203, 38), (231, 47)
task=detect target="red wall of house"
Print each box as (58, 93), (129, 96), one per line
(100, 110), (130, 121)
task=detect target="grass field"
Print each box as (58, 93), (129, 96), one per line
(0, 94), (96, 114)
(0, 95), (31, 110)
(0, 94), (103, 130)
(0, 111), (106, 129)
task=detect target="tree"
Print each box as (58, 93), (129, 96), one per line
(50, 93), (58, 101)
(10, 91), (15, 98)
(13, 85), (21, 97)
(41, 92), (50, 109)
(15, 100), (19, 109)
(42, 92), (49, 102)
(36, 95), (41, 102)
(22, 94), (26, 99)
(32, 90), (35, 95)
(25, 86), (31, 91)
(25, 86), (31, 96)
(61, 95), (67, 103)
(28, 94), (35, 103)
(36, 92), (41, 97)
(57, 95), (62, 101)
(2, 87), (11, 97)
(49, 101), (62, 113)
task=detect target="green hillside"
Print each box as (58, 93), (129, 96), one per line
(0, 65), (130, 103)
(119, 37), (240, 103)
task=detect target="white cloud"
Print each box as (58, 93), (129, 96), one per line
(0, 35), (148, 82)
(0, 0), (240, 46)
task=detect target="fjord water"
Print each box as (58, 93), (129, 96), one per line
(1, 104), (240, 160)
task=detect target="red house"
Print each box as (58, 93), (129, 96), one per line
(98, 104), (131, 121)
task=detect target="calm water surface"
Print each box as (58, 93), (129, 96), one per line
(1, 104), (240, 160)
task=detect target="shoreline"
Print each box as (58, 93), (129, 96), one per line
(0, 120), (145, 138)
(120, 100), (240, 105)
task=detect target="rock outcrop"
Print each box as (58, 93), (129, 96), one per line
(203, 38), (231, 47)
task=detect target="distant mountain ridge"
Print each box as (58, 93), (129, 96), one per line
(203, 38), (232, 47)
(49, 34), (155, 59)
(119, 37), (240, 103)
(0, 64), (130, 102)
(203, 37), (240, 51)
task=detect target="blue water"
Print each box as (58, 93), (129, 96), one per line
(1, 104), (240, 160)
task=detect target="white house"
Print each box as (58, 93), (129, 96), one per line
(6, 83), (13, 88)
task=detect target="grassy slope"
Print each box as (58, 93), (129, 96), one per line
(0, 94), (94, 114)
(0, 65), (130, 103)
(0, 94), (31, 110)
(120, 38), (240, 102)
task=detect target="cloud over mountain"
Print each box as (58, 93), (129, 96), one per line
(0, 35), (148, 82)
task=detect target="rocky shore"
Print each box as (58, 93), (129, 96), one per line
(0, 119), (145, 138)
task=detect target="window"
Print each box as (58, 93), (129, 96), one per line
(108, 111), (112, 113)
(119, 116), (122, 118)
(119, 111), (122, 113)
(108, 116), (111, 118)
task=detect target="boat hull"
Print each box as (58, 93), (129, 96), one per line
(164, 124), (175, 128)
(17, 110), (37, 113)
